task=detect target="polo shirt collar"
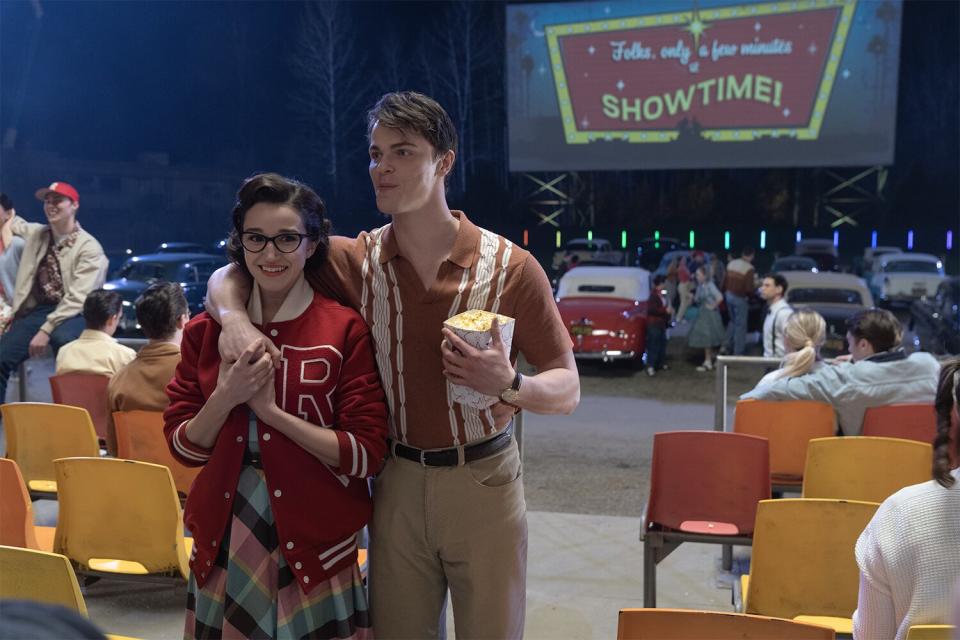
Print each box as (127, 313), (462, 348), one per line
(378, 210), (479, 269)
(139, 342), (181, 359)
(247, 274), (314, 325)
(78, 329), (115, 342)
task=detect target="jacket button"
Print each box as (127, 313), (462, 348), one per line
(206, 561), (211, 566)
(274, 489), (282, 498)
(303, 576), (310, 584)
(294, 562), (302, 570)
(262, 433), (271, 441)
(201, 572), (206, 578)
(212, 540), (217, 547)
(286, 541), (294, 550)
(236, 436), (243, 443)
(270, 329), (279, 337)
(224, 492), (230, 499)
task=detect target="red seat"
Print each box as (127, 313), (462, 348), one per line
(641, 430), (770, 607)
(49, 374), (111, 446)
(862, 403), (937, 444)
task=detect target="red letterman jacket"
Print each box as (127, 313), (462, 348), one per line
(163, 284), (388, 594)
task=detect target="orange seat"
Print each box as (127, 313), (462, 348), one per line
(50, 373), (112, 446)
(0, 458), (55, 551)
(641, 430), (770, 607)
(113, 410), (200, 500)
(617, 608), (835, 639)
(734, 399), (835, 489)
(862, 403), (937, 444)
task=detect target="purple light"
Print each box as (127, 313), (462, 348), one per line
(833, 230), (839, 247)
(907, 230), (914, 250)
(948, 230), (954, 251)
(796, 230), (802, 243)
(871, 230), (877, 248)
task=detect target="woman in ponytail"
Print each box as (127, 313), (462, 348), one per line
(852, 360), (960, 639)
(754, 309), (826, 388)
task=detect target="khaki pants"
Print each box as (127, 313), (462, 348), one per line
(369, 439), (527, 640)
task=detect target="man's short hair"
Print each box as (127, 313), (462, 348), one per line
(366, 91), (458, 183)
(0, 193), (13, 211)
(847, 308), (903, 353)
(83, 289), (123, 330)
(764, 273), (789, 295)
(135, 282), (188, 340)
(742, 246), (756, 258)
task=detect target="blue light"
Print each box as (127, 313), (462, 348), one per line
(795, 230), (802, 243)
(871, 231), (877, 248)
(948, 231), (954, 251)
(759, 230), (766, 250)
(907, 230), (914, 250)
(833, 230), (839, 247)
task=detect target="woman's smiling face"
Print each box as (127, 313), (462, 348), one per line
(242, 202), (316, 297)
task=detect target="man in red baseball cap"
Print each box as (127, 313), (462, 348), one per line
(0, 181), (108, 402)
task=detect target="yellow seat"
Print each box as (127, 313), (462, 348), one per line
(736, 498), (879, 634)
(733, 400), (836, 490)
(906, 625), (957, 640)
(802, 436), (932, 503)
(0, 545), (87, 614)
(616, 608), (835, 639)
(54, 457), (190, 581)
(0, 458), (56, 551)
(113, 410), (201, 500)
(1, 403), (99, 496)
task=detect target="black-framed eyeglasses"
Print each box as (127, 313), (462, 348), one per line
(240, 232), (311, 254)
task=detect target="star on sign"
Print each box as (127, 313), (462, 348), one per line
(754, 21), (762, 31)
(616, 80), (625, 91)
(682, 7), (711, 49)
(842, 68), (851, 79)
(581, 118), (590, 127)
(808, 43), (817, 54)
(783, 108), (791, 117)
(538, 65), (546, 75)
(604, 6), (611, 14)
(588, 45), (596, 55)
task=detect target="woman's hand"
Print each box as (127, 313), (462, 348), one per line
(247, 370), (279, 423)
(214, 340), (276, 409)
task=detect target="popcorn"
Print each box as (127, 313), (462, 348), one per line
(443, 309), (516, 409)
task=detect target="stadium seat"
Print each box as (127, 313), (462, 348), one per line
(616, 608), (835, 639)
(53, 457), (191, 581)
(733, 399), (835, 491)
(641, 430), (770, 607)
(0, 545), (87, 615)
(802, 436), (932, 503)
(113, 410), (200, 500)
(906, 625), (957, 640)
(1, 402), (100, 497)
(862, 403), (937, 444)
(0, 458), (55, 552)
(735, 498), (879, 635)
(50, 373), (112, 448)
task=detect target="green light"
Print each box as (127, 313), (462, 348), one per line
(556, 231), (562, 249)
(689, 230), (695, 248)
(620, 230), (627, 249)
(654, 230), (660, 241)
(724, 231), (731, 251)
(587, 229), (593, 242)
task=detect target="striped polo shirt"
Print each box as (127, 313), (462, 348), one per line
(306, 211), (571, 449)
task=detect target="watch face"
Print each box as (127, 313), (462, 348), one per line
(501, 388), (521, 404)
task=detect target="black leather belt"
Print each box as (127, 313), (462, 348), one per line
(390, 426), (513, 467)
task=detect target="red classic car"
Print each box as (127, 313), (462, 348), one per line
(556, 266), (651, 363)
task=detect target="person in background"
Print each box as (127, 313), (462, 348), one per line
(0, 193), (24, 333)
(645, 274), (671, 377)
(741, 309), (940, 435)
(0, 181), (108, 402)
(664, 257), (679, 317)
(687, 266), (725, 372)
(852, 360), (960, 640)
(675, 255), (693, 323)
(55, 289), (135, 376)
(752, 309), (826, 389)
(722, 246), (755, 355)
(709, 253), (726, 291)
(760, 273), (792, 359)
(106, 282), (189, 456)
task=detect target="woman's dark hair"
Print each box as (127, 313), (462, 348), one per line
(225, 173), (331, 279)
(933, 359), (960, 488)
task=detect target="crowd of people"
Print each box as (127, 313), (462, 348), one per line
(0, 91), (957, 639)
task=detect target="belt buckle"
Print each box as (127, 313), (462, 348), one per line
(419, 449), (428, 467)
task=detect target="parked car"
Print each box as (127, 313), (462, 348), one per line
(634, 236), (686, 271)
(869, 253), (946, 307)
(910, 277), (960, 355)
(103, 253), (228, 336)
(555, 266), (650, 364)
(770, 255), (818, 273)
(780, 270), (875, 356)
(552, 238), (625, 271)
(795, 238), (839, 272)
(862, 245), (902, 274)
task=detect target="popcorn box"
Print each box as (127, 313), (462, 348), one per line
(443, 309), (516, 409)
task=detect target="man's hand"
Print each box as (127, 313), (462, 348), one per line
(214, 340), (276, 409)
(28, 330), (50, 359)
(219, 312), (280, 368)
(441, 317), (515, 397)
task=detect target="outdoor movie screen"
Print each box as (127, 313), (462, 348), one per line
(506, 0), (902, 171)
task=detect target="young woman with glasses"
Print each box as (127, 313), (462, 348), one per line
(164, 173), (387, 639)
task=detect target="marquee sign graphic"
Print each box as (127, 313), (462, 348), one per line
(545, 0), (857, 144)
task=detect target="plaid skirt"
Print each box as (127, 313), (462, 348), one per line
(184, 459), (371, 640)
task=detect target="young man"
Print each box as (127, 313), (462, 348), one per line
(55, 288), (136, 376)
(206, 91), (579, 639)
(722, 246), (755, 355)
(0, 193), (24, 332)
(759, 273), (792, 358)
(106, 282), (189, 455)
(0, 182), (109, 401)
(645, 274), (671, 376)
(742, 308), (940, 435)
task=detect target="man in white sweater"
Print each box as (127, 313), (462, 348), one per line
(741, 309), (940, 435)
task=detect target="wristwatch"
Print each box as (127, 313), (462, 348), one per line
(499, 370), (523, 405)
